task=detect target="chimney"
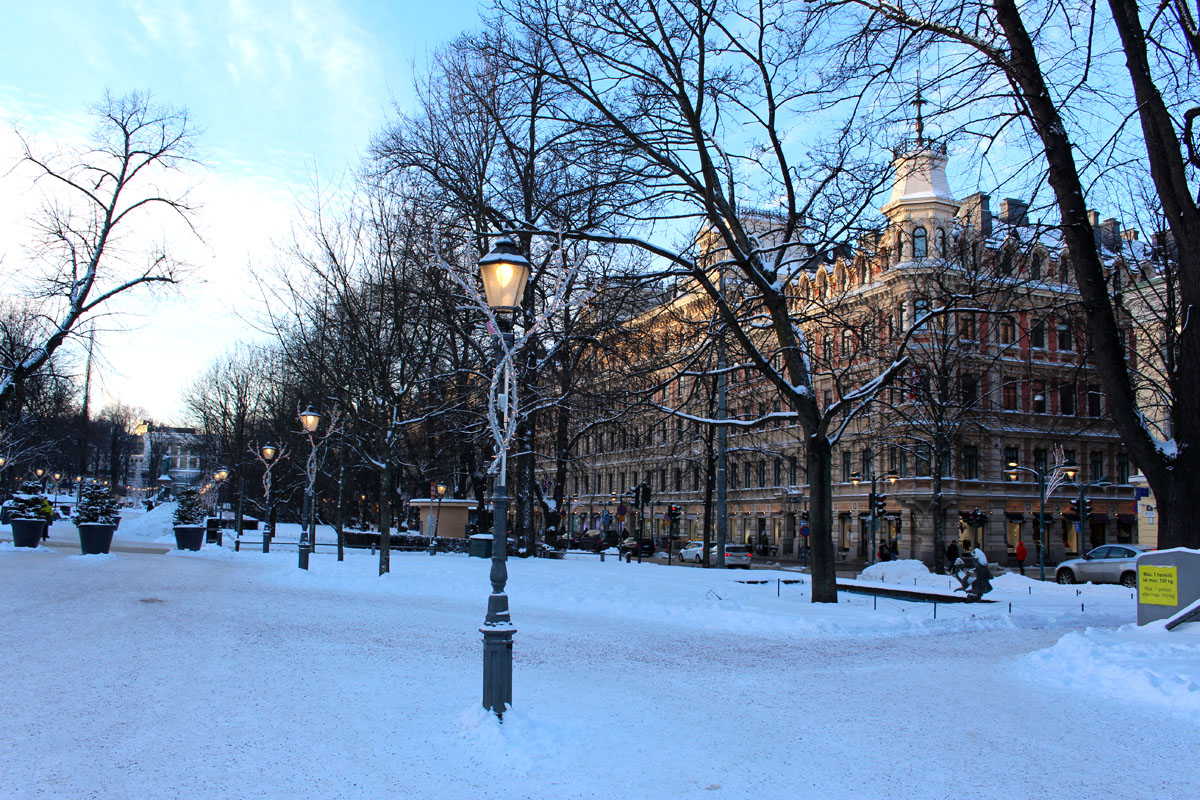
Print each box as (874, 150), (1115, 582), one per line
(1087, 209), (1100, 228)
(999, 198), (1029, 226)
(957, 192), (992, 236)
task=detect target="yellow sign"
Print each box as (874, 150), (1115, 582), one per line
(1138, 565), (1179, 606)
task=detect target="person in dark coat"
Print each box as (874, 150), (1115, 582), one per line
(945, 539), (960, 567)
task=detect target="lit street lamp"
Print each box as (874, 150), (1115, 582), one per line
(1061, 460), (1109, 557)
(477, 234), (530, 718)
(213, 467), (229, 547)
(1006, 458), (1071, 581)
(261, 443), (279, 554)
(299, 406), (322, 570)
(430, 482), (447, 555)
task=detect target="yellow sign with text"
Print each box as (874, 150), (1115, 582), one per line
(1138, 565), (1178, 606)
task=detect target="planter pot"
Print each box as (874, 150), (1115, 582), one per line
(77, 522), (117, 555)
(10, 518), (44, 548)
(174, 525), (205, 551)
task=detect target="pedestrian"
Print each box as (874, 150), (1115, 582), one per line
(1015, 539), (1027, 576)
(945, 539), (960, 567)
(889, 538), (899, 560)
(877, 542), (889, 562)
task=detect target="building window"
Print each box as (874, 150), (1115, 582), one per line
(959, 312), (977, 341)
(1117, 452), (1130, 484)
(937, 228), (947, 257)
(742, 462), (751, 488)
(1034, 448), (1048, 475)
(1030, 320), (1045, 349)
(823, 389), (833, 410)
(1003, 381), (1018, 411)
(674, 467), (682, 492)
(962, 445), (979, 480)
(692, 466), (700, 491)
(1004, 446), (1021, 471)
(1031, 381), (1046, 413)
(889, 446), (899, 474)
(757, 460), (766, 487)
(913, 297), (929, 331)
(659, 468), (667, 492)
(1059, 384), (1076, 415)
(1090, 451), (1105, 483)
(1087, 386), (1103, 417)
(1031, 251), (1043, 280)
(583, 474), (590, 494)
(1058, 258), (1069, 283)
(773, 458), (782, 487)
(999, 316), (1016, 345)
(960, 374), (979, 405)
(913, 226), (928, 259)
(915, 443), (931, 476)
(862, 450), (874, 478)
(842, 450), (852, 482)
(1057, 320), (1074, 351)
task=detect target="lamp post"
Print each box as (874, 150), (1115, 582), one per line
(0, 455), (7, 501)
(299, 406), (322, 570)
(1006, 461), (1050, 581)
(213, 467), (229, 547)
(261, 443), (278, 553)
(1062, 461), (1108, 556)
(477, 234), (530, 718)
(851, 461), (895, 565)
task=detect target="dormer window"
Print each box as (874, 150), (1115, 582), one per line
(913, 226), (928, 259)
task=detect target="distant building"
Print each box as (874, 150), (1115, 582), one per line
(130, 421), (205, 492)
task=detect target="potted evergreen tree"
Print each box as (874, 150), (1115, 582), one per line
(8, 495), (48, 548)
(173, 488), (206, 551)
(73, 483), (120, 555)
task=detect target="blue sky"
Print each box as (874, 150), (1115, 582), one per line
(0, 0), (482, 421)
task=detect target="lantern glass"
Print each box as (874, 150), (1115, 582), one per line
(478, 236), (531, 311)
(299, 407), (321, 433)
(261, 443), (278, 462)
(36, 468), (45, 477)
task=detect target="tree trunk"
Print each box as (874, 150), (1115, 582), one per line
(378, 458), (392, 576)
(807, 436), (837, 603)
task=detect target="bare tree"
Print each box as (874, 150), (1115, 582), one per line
(1, 91), (197, 412)
(492, 0), (932, 601)
(817, 0), (1200, 549)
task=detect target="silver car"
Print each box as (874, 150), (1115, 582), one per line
(1055, 544), (1149, 587)
(710, 543), (753, 569)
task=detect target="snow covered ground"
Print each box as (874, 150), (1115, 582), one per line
(2, 505), (1196, 799)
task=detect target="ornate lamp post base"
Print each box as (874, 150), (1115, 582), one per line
(481, 616), (516, 717)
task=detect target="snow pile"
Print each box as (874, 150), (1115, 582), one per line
(115, 503), (178, 543)
(1023, 620), (1200, 722)
(859, 558), (930, 584)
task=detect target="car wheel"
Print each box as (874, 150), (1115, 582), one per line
(1056, 569), (1076, 585)
(1120, 572), (1137, 588)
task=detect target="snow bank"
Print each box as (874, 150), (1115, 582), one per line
(116, 503), (178, 543)
(1023, 620), (1200, 722)
(859, 558), (930, 584)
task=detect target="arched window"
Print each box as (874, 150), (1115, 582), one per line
(1031, 250), (1044, 280)
(937, 228), (947, 257)
(913, 226), (928, 259)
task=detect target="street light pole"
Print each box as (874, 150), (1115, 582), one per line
(477, 234), (530, 718)
(261, 443), (278, 554)
(1007, 462), (1048, 581)
(299, 406), (322, 570)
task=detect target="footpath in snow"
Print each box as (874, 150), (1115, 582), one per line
(2, 505), (1196, 800)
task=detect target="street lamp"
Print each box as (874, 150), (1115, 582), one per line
(477, 234), (530, 718)
(261, 443), (279, 553)
(299, 406), (322, 570)
(851, 463), (890, 565)
(213, 467), (229, 547)
(1061, 460), (1108, 557)
(35, 467), (46, 493)
(1006, 460), (1055, 581)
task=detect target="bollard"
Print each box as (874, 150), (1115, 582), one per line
(873, 594), (877, 610)
(777, 579), (780, 597)
(933, 601), (937, 619)
(235, 539), (240, 552)
(1081, 602), (1085, 614)
(600, 552), (605, 562)
(1008, 602), (1012, 614)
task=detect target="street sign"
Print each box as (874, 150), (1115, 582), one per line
(799, 524), (810, 538)
(617, 504), (628, 516)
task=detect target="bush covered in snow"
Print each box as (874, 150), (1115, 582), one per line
(172, 489), (205, 526)
(73, 483), (120, 525)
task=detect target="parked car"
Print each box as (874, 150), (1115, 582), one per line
(679, 541), (707, 563)
(711, 543), (753, 569)
(1055, 544), (1149, 587)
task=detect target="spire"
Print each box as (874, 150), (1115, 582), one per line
(912, 84), (926, 143)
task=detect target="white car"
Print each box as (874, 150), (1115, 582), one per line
(679, 541), (707, 563)
(711, 543), (753, 568)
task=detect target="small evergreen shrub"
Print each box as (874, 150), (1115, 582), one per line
(10, 495), (49, 519)
(73, 483), (120, 525)
(173, 488), (205, 526)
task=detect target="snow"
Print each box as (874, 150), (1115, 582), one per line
(2, 512), (1197, 799)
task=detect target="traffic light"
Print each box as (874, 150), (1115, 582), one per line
(640, 483), (651, 506)
(1069, 499), (1081, 516)
(874, 493), (887, 516)
(1083, 499), (1093, 517)
(668, 504), (681, 522)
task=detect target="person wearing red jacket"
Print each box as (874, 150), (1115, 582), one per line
(1015, 540), (1028, 576)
